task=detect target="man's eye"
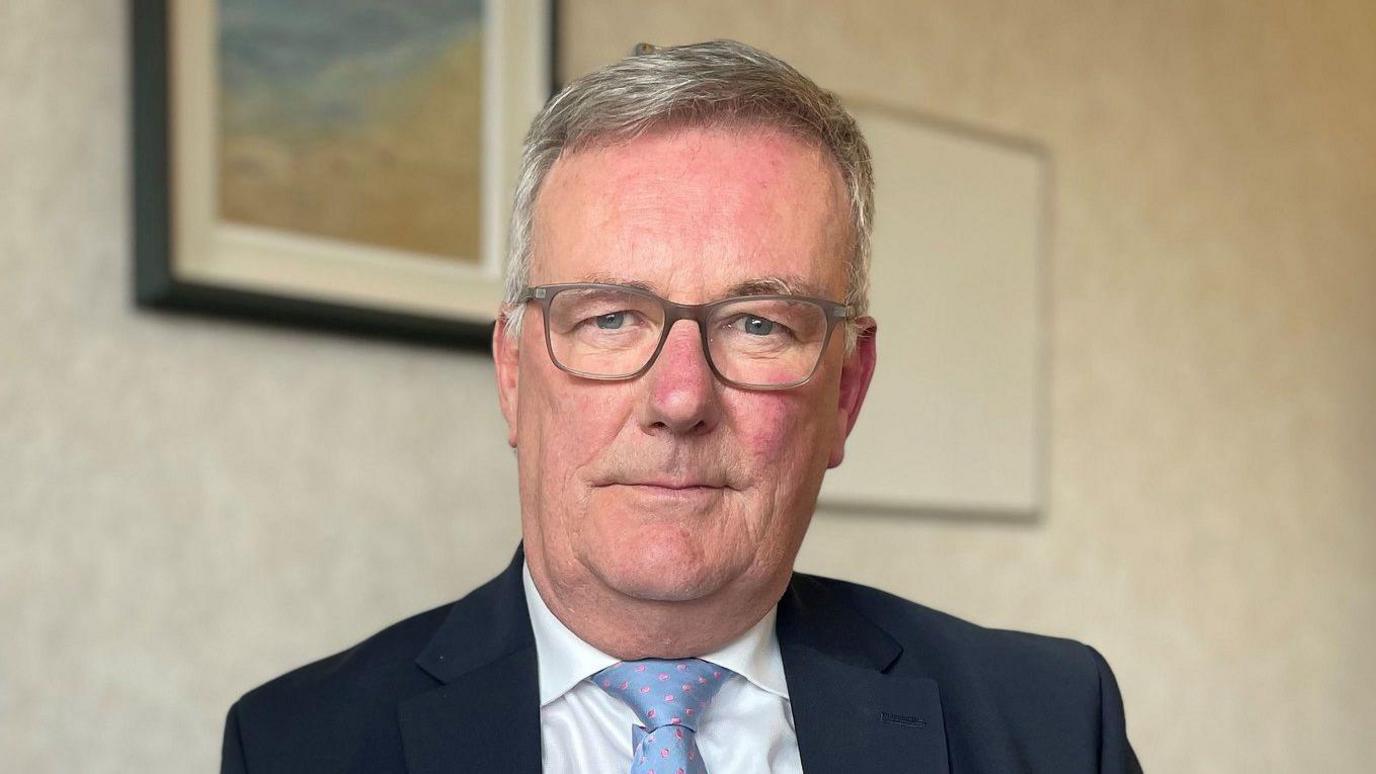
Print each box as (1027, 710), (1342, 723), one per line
(593, 311), (628, 330)
(735, 315), (776, 336)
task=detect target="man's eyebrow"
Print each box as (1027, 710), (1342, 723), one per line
(725, 276), (831, 299)
(564, 274), (831, 299)
(570, 273), (656, 293)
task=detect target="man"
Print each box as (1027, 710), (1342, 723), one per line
(223, 41), (1141, 773)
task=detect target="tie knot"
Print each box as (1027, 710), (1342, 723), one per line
(592, 658), (733, 731)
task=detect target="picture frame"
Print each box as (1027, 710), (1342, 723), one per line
(131, 0), (556, 348)
(818, 103), (1048, 519)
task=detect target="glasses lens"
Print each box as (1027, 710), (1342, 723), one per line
(707, 298), (830, 387)
(546, 286), (665, 377)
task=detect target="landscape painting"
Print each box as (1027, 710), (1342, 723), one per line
(217, 0), (485, 263)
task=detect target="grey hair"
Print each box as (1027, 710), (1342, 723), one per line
(501, 40), (874, 348)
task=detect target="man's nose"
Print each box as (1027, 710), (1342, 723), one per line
(638, 319), (722, 436)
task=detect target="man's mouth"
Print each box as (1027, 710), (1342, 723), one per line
(615, 480), (724, 491)
(595, 478), (735, 500)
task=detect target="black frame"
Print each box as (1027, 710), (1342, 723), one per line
(130, 0), (559, 350)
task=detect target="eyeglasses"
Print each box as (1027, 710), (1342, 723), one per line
(517, 283), (854, 390)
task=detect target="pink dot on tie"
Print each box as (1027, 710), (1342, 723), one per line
(636, 665), (647, 672)
(686, 708), (694, 716)
(602, 679), (611, 688)
(683, 684), (693, 692)
(698, 677), (707, 684)
(620, 680), (629, 690)
(647, 709), (656, 719)
(675, 727), (684, 738)
(661, 748), (670, 758)
(640, 686), (651, 694)
(713, 671), (721, 679)
(659, 673), (670, 681)
(665, 694), (675, 701)
(677, 664), (687, 671)
(671, 717), (681, 725)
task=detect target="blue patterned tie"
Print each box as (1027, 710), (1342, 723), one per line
(593, 658), (734, 774)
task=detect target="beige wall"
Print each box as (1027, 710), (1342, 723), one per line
(2, 1), (1373, 771)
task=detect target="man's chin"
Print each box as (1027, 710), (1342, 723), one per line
(587, 557), (731, 605)
(613, 581), (717, 603)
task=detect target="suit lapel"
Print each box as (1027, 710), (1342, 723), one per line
(393, 555), (950, 773)
(398, 550), (542, 774)
(779, 575), (950, 774)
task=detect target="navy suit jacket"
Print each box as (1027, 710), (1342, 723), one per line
(222, 549), (1141, 773)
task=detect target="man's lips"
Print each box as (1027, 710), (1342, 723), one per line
(604, 481), (728, 491)
(594, 475), (737, 495)
(601, 483), (728, 506)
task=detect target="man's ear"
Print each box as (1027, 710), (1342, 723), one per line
(492, 313), (521, 448)
(828, 318), (877, 468)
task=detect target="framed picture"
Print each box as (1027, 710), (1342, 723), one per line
(132, 0), (555, 348)
(818, 103), (1048, 519)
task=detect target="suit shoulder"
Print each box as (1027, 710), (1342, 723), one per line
(789, 574), (1139, 771)
(794, 572), (1103, 685)
(225, 602), (455, 772)
(235, 600), (450, 717)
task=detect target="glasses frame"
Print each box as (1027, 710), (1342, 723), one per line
(517, 282), (854, 390)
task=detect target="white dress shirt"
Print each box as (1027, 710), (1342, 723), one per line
(522, 564), (804, 773)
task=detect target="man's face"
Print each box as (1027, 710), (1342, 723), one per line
(495, 125), (875, 615)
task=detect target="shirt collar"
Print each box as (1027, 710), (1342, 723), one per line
(522, 561), (790, 706)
